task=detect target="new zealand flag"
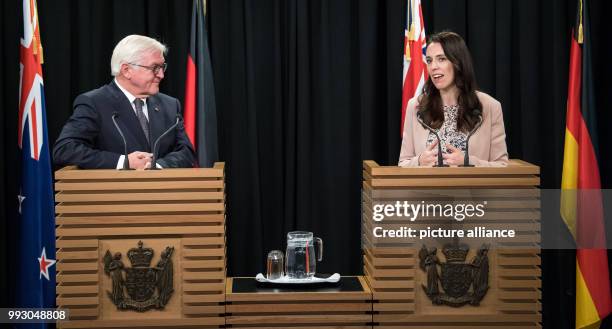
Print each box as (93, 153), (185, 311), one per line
(16, 0), (56, 327)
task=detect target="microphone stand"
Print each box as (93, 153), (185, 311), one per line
(460, 110), (483, 167)
(111, 112), (133, 170)
(416, 112), (448, 167)
(147, 115), (181, 170)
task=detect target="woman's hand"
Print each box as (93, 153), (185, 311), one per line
(442, 144), (464, 166)
(418, 140), (439, 166)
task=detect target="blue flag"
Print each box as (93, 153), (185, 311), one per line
(16, 0), (56, 326)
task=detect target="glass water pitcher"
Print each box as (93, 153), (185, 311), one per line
(285, 231), (323, 279)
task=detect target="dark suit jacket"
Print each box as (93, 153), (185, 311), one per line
(53, 81), (196, 169)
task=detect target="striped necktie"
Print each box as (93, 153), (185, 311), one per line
(134, 98), (150, 144)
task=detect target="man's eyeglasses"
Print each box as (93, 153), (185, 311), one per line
(128, 62), (168, 75)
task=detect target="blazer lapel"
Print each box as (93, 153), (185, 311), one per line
(415, 119), (430, 155)
(107, 82), (150, 150)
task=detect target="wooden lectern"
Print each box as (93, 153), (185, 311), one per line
(54, 163), (226, 328)
(225, 276), (372, 328)
(362, 160), (541, 328)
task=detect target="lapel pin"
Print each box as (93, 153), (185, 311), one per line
(154, 107), (160, 112)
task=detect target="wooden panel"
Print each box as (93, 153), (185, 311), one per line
(498, 268), (541, 276)
(498, 290), (541, 299)
(226, 314), (372, 325)
(182, 237), (226, 246)
(56, 214), (224, 225)
(56, 239), (99, 248)
(182, 294), (226, 303)
(226, 302), (371, 313)
(55, 166), (224, 180)
(182, 260), (225, 269)
(56, 165), (226, 329)
(56, 262), (98, 271)
(182, 305), (225, 315)
(56, 226), (224, 237)
(57, 285), (99, 295)
(362, 160), (541, 328)
(182, 271), (225, 280)
(56, 191), (224, 202)
(225, 277), (371, 328)
(55, 180), (223, 191)
(364, 159), (540, 176)
(64, 308), (99, 318)
(372, 326), (540, 329)
(373, 314), (541, 323)
(56, 274), (98, 283)
(56, 250), (98, 260)
(56, 203), (225, 214)
(57, 297), (99, 306)
(59, 318), (225, 328)
(369, 177), (540, 188)
(183, 283), (225, 293)
(182, 248), (225, 257)
(229, 327), (371, 329)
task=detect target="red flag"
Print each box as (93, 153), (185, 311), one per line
(401, 0), (427, 134)
(184, 0), (218, 167)
(561, 0), (612, 327)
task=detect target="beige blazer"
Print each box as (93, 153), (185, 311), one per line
(398, 91), (508, 167)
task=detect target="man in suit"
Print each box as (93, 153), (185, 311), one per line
(53, 35), (196, 169)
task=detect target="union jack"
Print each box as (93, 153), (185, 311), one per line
(19, 0), (45, 160)
(401, 0), (427, 134)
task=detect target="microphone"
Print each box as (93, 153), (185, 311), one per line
(111, 112), (133, 170)
(416, 112), (448, 167)
(148, 114), (181, 170)
(460, 109), (483, 167)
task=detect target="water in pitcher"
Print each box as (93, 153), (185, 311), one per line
(285, 237), (316, 279)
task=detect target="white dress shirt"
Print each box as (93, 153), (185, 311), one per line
(113, 79), (156, 169)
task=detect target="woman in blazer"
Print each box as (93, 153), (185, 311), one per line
(399, 31), (508, 167)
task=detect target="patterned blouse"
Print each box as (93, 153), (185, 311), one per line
(425, 105), (468, 154)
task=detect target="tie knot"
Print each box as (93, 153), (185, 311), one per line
(134, 98), (144, 110)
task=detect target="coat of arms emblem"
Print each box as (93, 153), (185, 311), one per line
(418, 242), (489, 307)
(103, 241), (174, 312)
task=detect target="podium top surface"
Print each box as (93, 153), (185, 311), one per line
(55, 162), (225, 180)
(363, 160), (540, 188)
(364, 159), (539, 176)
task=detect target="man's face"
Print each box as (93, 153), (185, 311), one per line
(124, 50), (165, 97)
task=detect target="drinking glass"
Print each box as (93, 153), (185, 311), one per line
(266, 250), (284, 280)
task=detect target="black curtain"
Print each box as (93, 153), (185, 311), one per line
(2, 0), (611, 328)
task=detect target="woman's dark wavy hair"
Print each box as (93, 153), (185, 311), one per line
(418, 31), (482, 132)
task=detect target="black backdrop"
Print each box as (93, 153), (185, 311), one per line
(1, 0), (611, 328)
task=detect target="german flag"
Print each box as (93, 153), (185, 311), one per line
(184, 0), (218, 168)
(561, 0), (612, 327)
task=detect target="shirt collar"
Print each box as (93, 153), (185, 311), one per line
(114, 78), (146, 105)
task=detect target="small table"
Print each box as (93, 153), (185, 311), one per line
(226, 276), (372, 328)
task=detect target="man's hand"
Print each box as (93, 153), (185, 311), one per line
(442, 144), (464, 166)
(418, 140), (439, 166)
(128, 151), (153, 170)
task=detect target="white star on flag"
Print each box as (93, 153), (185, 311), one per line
(17, 193), (26, 214)
(38, 247), (56, 281)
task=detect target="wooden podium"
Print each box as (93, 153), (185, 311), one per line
(362, 160), (541, 328)
(225, 276), (372, 328)
(54, 164), (226, 328)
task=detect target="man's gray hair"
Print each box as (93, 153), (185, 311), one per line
(110, 35), (167, 76)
